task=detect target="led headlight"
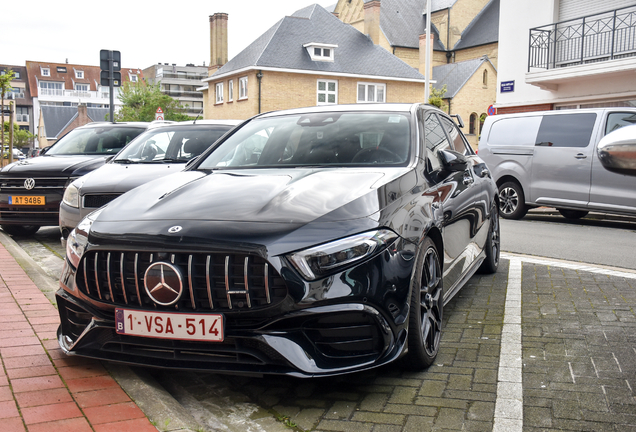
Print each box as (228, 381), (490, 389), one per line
(287, 229), (398, 281)
(62, 178), (84, 208)
(66, 207), (104, 268)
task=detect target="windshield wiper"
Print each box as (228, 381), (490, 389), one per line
(113, 159), (139, 164)
(159, 158), (187, 163)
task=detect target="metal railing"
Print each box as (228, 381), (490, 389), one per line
(529, 5), (636, 71)
(38, 89), (115, 99)
(158, 72), (207, 81)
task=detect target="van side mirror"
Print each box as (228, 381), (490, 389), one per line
(597, 125), (636, 176)
(438, 149), (469, 172)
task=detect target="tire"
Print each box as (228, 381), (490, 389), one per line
(1, 225), (40, 237)
(478, 207), (500, 274)
(557, 209), (588, 219)
(404, 237), (443, 370)
(498, 181), (527, 220)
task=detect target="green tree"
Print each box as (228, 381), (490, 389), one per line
(0, 69), (16, 150)
(428, 84), (448, 111)
(115, 81), (191, 122)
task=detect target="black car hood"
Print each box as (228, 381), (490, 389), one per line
(0, 155), (109, 177)
(98, 168), (409, 225)
(79, 162), (186, 194)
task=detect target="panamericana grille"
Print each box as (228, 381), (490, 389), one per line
(83, 194), (121, 209)
(0, 177), (69, 190)
(76, 251), (288, 312)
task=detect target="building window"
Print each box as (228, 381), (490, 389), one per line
(469, 113), (477, 135)
(130, 75), (138, 83)
(39, 81), (63, 96)
(239, 77), (248, 100)
(57, 67), (67, 73)
(304, 43), (337, 62)
(215, 82), (224, 104)
(14, 72), (20, 79)
(75, 84), (89, 93)
(228, 80), (234, 102)
(357, 82), (386, 103)
(41, 68), (50, 77)
(483, 70), (488, 87)
(317, 80), (338, 105)
(75, 70), (84, 79)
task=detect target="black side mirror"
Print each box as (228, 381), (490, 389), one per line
(438, 149), (469, 172)
(597, 125), (636, 176)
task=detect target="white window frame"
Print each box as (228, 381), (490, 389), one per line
(215, 82), (224, 104)
(316, 79), (338, 105)
(41, 67), (50, 77)
(75, 83), (89, 92)
(239, 76), (248, 100)
(304, 43), (337, 62)
(75, 70), (84, 79)
(130, 74), (138, 83)
(357, 82), (386, 103)
(228, 79), (234, 102)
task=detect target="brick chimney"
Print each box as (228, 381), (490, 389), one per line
(77, 103), (89, 126)
(364, 0), (381, 45)
(419, 33), (435, 79)
(209, 13), (229, 75)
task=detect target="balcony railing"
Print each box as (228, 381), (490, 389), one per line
(163, 90), (203, 98)
(529, 5), (636, 71)
(38, 89), (113, 99)
(158, 72), (207, 81)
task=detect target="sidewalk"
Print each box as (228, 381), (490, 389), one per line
(0, 244), (158, 432)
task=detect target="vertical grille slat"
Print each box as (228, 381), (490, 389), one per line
(76, 250), (287, 312)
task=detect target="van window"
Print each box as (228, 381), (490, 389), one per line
(535, 113), (596, 148)
(606, 112), (636, 135)
(487, 116), (541, 146)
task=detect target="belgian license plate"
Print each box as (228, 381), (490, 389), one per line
(115, 308), (224, 342)
(9, 195), (45, 205)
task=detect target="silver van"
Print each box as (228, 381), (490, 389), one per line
(478, 108), (636, 219)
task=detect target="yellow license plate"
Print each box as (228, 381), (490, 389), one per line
(9, 196), (45, 205)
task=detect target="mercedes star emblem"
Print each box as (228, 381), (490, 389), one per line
(24, 178), (35, 190)
(143, 262), (184, 306)
(168, 226), (182, 234)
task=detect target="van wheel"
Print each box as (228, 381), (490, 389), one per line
(557, 209), (588, 219)
(498, 181), (527, 219)
(1, 225), (40, 237)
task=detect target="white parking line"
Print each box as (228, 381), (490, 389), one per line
(493, 258), (523, 432)
(501, 253), (636, 279)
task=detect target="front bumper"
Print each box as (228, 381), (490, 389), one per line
(56, 241), (416, 377)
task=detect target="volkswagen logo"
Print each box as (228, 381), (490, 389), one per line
(24, 178), (35, 190)
(143, 262), (184, 306)
(168, 226), (182, 234)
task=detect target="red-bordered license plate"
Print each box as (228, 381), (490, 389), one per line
(115, 308), (224, 342)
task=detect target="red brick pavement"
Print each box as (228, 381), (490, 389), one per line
(0, 246), (158, 431)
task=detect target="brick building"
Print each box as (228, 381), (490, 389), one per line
(200, 5), (428, 120)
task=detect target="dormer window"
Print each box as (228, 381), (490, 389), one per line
(57, 67), (67, 73)
(75, 70), (84, 79)
(41, 67), (50, 77)
(304, 43), (337, 62)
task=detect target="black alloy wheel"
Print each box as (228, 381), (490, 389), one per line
(498, 181), (528, 219)
(478, 207), (500, 274)
(404, 237), (443, 370)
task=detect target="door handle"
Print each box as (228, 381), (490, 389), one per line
(575, 153), (587, 159)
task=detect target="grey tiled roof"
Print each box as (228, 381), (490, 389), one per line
(454, 0), (499, 49)
(41, 106), (110, 138)
(212, 4), (425, 81)
(379, 0), (445, 50)
(432, 56), (493, 98)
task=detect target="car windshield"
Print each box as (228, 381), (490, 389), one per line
(46, 126), (145, 155)
(115, 125), (232, 163)
(198, 112), (411, 169)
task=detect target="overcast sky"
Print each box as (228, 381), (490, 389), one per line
(2, 1), (336, 69)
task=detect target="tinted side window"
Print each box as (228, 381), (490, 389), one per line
(535, 113), (596, 148)
(487, 116), (541, 146)
(423, 112), (450, 172)
(440, 116), (470, 155)
(605, 112), (636, 135)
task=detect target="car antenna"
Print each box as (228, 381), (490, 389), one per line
(193, 108), (203, 124)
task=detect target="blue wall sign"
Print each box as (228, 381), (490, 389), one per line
(500, 81), (515, 93)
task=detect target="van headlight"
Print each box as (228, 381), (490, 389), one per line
(66, 208), (104, 268)
(287, 229), (398, 281)
(62, 178), (84, 208)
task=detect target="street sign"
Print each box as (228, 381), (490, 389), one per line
(100, 71), (121, 87)
(488, 105), (496, 116)
(155, 107), (164, 121)
(500, 80), (515, 93)
(100, 50), (121, 71)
